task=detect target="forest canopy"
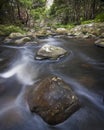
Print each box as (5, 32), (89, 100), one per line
(0, 0), (104, 26)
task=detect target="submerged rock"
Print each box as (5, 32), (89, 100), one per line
(27, 76), (80, 125)
(95, 38), (104, 47)
(36, 44), (68, 60)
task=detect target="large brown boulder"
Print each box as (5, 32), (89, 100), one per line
(36, 44), (68, 60)
(27, 76), (80, 125)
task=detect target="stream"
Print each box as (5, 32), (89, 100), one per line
(0, 37), (104, 130)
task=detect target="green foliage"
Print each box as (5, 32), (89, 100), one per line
(81, 20), (95, 24)
(31, 7), (45, 20)
(49, 0), (104, 25)
(53, 23), (75, 29)
(0, 0), (103, 29)
(49, 3), (66, 16)
(31, 10), (40, 20)
(0, 25), (25, 36)
(81, 13), (104, 24)
(19, 0), (32, 8)
(95, 13), (104, 22)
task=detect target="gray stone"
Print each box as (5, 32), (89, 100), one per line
(14, 37), (31, 44)
(69, 23), (104, 38)
(56, 28), (68, 35)
(9, 32), (25, 38)
(27, 76), (80, 125)
(100, 33), (104, 38)
(4, 37), (13, 44)
(36, 44), (68, 60)
(95, 39), (104, 47)
(3, 36), (32, 45)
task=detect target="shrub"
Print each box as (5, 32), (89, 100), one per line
(95, 13), (104, 22)
(81, 20), (95, 24)
(0, 25), (25, 36)
(54, 23), (75, 29)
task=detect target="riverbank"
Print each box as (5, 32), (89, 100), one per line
(34, 22), (104, 40)
(0, 22), (104, 47)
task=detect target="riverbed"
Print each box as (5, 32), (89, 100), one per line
(0, 37), (104, 130)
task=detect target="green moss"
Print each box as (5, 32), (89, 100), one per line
(54, 23), (75, 29)
(0, 25), (25, 36)
(81, 13), (104, 24)
(81, 20), (95, 24)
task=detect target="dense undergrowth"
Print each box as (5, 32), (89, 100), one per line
(0, 11), (104, 36)
(0, 25), (26, 36)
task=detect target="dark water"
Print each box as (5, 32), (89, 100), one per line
(0, 37), (104, 130)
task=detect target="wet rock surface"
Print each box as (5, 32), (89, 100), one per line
(8, 32), (25, 38)
(2, 32), (38, 45)
(56, 28), (68, 35)
(36, 44), (68, 60)
(69, 22), (104, 39)
(14, 37), (31, 44)
(27, 76), (80, 125)
(3, 36), (37, 45)
(95, 38), (104, 47)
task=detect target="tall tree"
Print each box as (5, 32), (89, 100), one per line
(49, 0), (104, 24)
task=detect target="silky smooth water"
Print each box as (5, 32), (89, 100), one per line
(0, 37), (104, 130)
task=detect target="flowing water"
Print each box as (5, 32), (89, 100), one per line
(0, 37), (104, 130)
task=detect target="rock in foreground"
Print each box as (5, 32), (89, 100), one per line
(36, 44), (68, 60)
(27, 76), (80, 125)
